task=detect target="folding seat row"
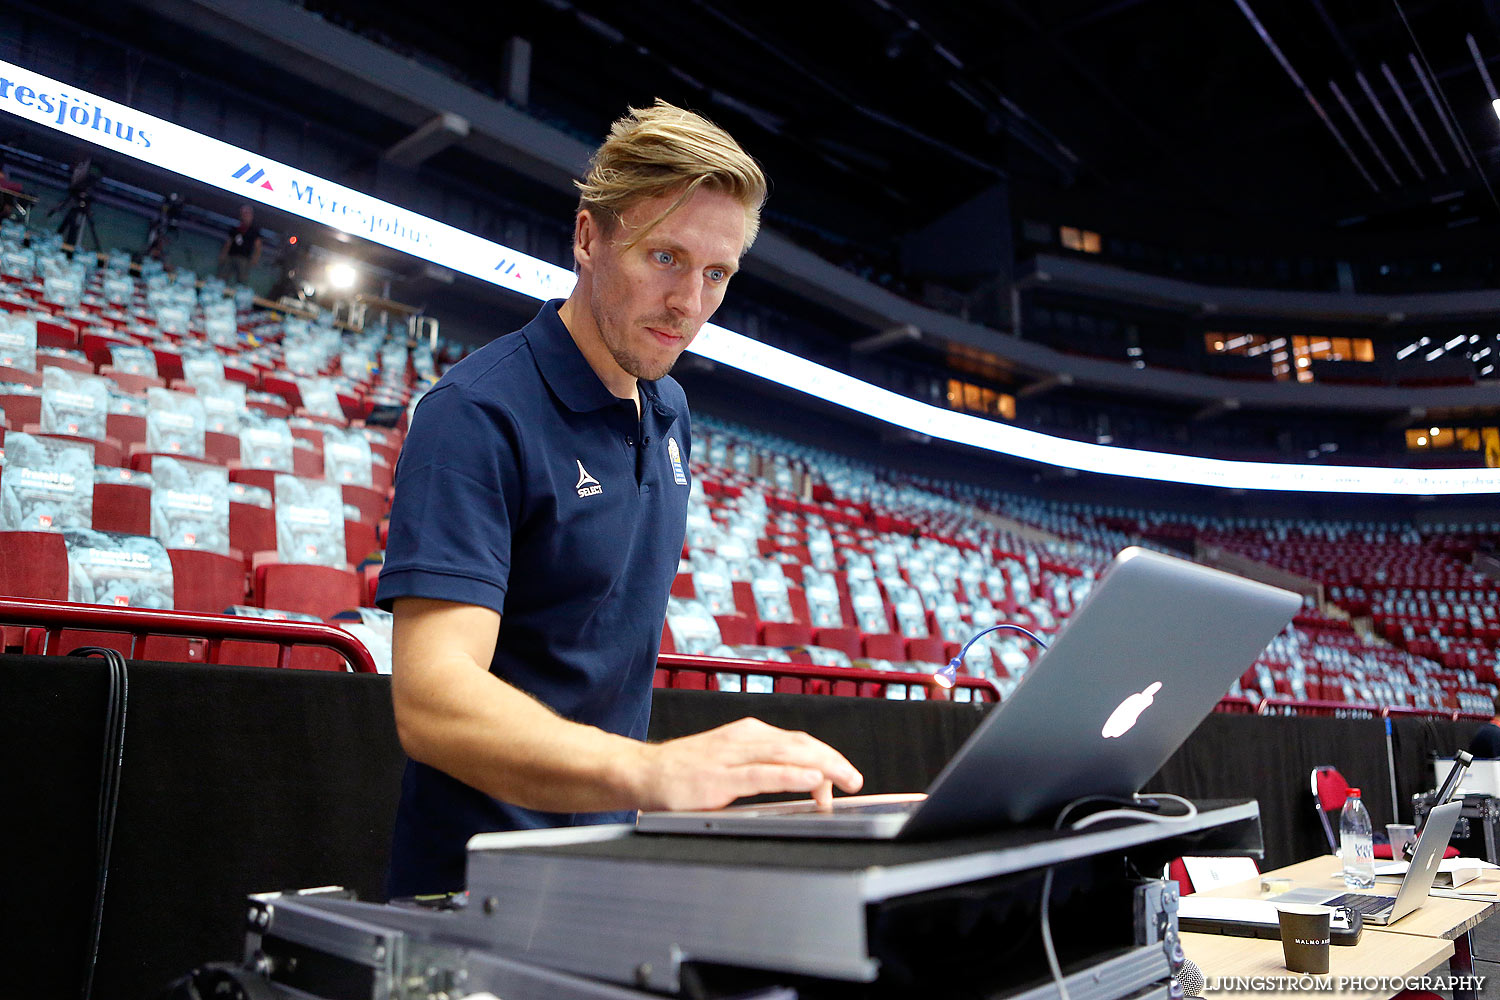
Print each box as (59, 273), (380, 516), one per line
(0, 525), (379, 625)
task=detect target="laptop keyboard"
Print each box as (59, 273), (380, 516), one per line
(1323, 893), (1395, 917)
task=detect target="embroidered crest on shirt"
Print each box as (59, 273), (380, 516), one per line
(575, 460), (603, 497)
(667, 437), (688, 486)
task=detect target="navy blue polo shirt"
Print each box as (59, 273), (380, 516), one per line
(375, 300), (692, 896)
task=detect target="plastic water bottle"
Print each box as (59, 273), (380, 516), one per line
(1339, 788), (1376, 889)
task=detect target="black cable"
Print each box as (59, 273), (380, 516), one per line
(72, 646), (128, 1000)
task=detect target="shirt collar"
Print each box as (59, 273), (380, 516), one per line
(524, 300), (622, 413)
(525, 299), (679, 422)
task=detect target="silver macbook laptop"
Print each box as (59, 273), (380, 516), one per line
(637, 546), (1301, 840)
(1270, 800), (1463, 925)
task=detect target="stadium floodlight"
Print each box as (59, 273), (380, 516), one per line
(4, 55), (1500, 495)
(326, 260), (358, 290)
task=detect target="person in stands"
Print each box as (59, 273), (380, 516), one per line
(217, 203), (261, 284)
(376, 100), (863, 897)
(1468, 692), (1500, 758)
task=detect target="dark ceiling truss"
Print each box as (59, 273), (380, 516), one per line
(857, 0), (1084, 181)
(1233, 0), (1382, 193)
(1226, 0), (1500, 224)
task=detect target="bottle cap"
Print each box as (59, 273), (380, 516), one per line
(1348, 788), (1360, 797)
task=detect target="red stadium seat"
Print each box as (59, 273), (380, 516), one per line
(262, 375), (302, 408)
(289, 424), (325, 450)
(93, 482), (151, 535)
(151, 348), (185, 381)
(731, 579), (759, 622)
(861, 633), (907, 661)
(202, 430), (240, 465)
(345, 520), (380, 565)
(229, 502), (277, 566)
(106, 413), (148, 453)
(246, 397), (290, 418)
(37, 354), (94, 375)
(905, 636), (949, 665)
(0, 531), (69, 651)
(812, 627), (862, 660)
(362, 563), (382, 606)
(0, 392), (42, 426)
(713, 613), (757, 646)
(167, 548), (248, 614)
(79, 331), (132, 366)
(98, 368), (166, 393)
(253, 558), (363, 620)
(22, 428), (123, 467)
(0, 530), (69, 599)
(342, 483), (387, 523)
(369, 441), (401, 468)
(0, 366), (42, 388)
(228, 468), (279, 493)
(35, 318), (78, 350)
(291, 447), (323, 477)
(760, 621), (813, 647)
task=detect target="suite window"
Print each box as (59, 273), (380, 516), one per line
(1060, 226), (1102, 254)
(1406, 427), (1488, 451)
(946, 379), (1016, 420)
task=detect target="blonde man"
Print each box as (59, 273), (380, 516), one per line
(377, 101), (862, 896)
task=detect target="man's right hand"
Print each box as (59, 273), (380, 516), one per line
(632, 717), (864, 811)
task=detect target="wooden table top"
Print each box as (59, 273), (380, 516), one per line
(1182, 929), (1453, 1000)
(1194, 854), (1500, 941)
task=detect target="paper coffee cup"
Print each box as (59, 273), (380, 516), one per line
(1276, 903), (1333, 974)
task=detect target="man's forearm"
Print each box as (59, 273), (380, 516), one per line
(393, 651), (646, 813)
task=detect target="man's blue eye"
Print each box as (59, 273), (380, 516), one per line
(707, 269), (727, 282)
(654, 250), (673, 264)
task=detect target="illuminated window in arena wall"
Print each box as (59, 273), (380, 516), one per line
(946, 380), (1016, 420)
(1205, 333), (1374, 382)
(1059, 226), (1102, 254)
(1407, 427), (1500, 467)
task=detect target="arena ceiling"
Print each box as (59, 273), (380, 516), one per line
(23, 0), (1500, 257)
(291, 0), (1500, 244)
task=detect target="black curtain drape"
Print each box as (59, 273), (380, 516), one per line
(2, 655), (1477, 999)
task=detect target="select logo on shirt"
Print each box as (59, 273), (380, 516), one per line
(667, 437), (688, 486)
(575, 460), (603, 497)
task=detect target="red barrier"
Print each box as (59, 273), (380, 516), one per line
(1259, 696), (1378, 718)
(1254, 695), (1484, 722)
(1213, 695), (1262, 714)
(655, 652), (1000, 702)
(0, 597), (378, 673)
(1382, 704), (1491, 723)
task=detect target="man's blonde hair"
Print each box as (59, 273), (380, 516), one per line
(575, 99), (767, 252)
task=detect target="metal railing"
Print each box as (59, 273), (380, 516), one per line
(0, 597), (378, 673)
(655, 652), (999, 702)
(1220, 691), (1488, 722)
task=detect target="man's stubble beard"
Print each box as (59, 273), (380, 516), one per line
(590, 295), (687, 383)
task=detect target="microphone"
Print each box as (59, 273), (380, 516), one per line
(1173, 957), (1204, 999)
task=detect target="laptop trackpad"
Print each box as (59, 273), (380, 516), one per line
(1269, 888), (1336, 905)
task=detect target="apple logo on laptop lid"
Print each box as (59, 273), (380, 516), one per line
(1102, 681), (1162, 739)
